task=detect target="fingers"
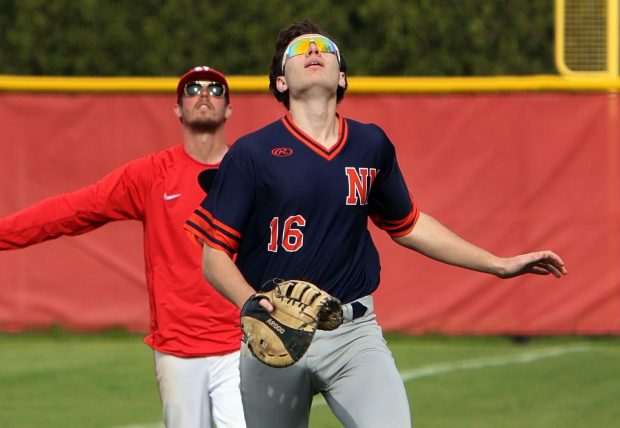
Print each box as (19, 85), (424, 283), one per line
(530, 262), (561, 277)
(536, 251), (568, 277)
(259, 298), (274, 312)
(527, 251), (568, 278)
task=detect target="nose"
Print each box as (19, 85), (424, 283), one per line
(199, 86), (211, 97)
(306, 41), (320, 56)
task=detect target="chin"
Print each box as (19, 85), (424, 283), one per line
(189, 118), (225, 132)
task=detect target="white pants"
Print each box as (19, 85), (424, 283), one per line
(154, 350), (246, 428)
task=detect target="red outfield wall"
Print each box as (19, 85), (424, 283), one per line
(0, 92), (618, 334)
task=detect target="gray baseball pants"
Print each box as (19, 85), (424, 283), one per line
(239, 296), (412, 427)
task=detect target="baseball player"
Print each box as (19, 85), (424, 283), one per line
(0, 66), (246, 428)
(184, 21), (568, 428)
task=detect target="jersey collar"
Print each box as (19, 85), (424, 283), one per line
(281, 113), (348, 161)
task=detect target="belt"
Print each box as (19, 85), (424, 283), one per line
(341, 295), (373, 323)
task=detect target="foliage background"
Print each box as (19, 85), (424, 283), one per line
(0, 0), (556, 77)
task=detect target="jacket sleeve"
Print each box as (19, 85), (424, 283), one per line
(0, 160), (149, 250)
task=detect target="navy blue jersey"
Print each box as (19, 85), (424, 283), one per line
(186, 114), (418, 303)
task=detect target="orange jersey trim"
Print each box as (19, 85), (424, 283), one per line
(371, 198), (420, 237)
(185, 208), (241, 257)
(196, 206), (242, 239)
(282, 113), (348, 161)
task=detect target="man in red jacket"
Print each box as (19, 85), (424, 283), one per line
(0, 66), (245, 428)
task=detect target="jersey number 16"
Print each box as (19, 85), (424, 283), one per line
(267, 215), (306, 252)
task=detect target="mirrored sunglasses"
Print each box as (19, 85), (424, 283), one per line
(183, 81), (226, 97)
(281, 35), (340, 73)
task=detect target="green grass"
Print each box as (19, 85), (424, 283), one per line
(0, 330), (160, 428)
(0, 332), (618, 428)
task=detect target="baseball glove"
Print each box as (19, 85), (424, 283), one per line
(240, 279), (343, 368)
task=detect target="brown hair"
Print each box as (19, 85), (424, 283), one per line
(268, 19), (347, 109)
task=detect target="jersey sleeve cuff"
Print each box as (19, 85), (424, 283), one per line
(371, 199), (420, 238)
(184, 207), (242, 257)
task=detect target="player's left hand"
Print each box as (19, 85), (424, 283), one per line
(498, 250), (567, 279)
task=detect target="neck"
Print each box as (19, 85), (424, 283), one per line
(182, 126), (228, 164)
(288, 98), (339, 149)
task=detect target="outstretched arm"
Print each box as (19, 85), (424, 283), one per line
(0, 163), (146, 250)
(394, 212), (567, 279)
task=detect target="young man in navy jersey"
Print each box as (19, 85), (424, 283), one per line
(185, 21), (567, 428)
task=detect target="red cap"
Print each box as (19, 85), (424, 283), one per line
(176, 66), (229, 99)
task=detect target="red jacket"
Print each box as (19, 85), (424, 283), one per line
(0, 145), (241, 357)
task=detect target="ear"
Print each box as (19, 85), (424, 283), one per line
(338, 72), (347, 89)
(224, 103), (233, 120)
(276, 75), (288, 93)
(173, 103), (183, 123)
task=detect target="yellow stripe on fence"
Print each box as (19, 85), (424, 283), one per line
(1, 74), (620, 94)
